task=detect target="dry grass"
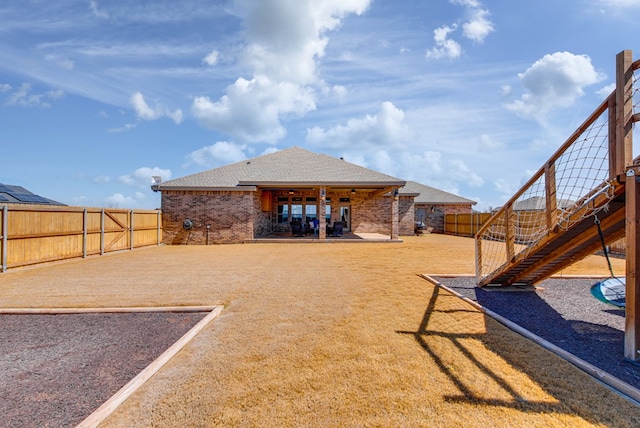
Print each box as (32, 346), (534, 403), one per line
(0, 234), (635, 427)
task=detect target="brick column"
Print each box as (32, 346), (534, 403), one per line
(319, 186), (327, 240)
(391, 190), (399, 240)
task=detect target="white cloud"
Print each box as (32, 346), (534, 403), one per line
(599, 0), (640, 6)
(0, 83), (10, 92)
(192, 76), (315, 143)
(203, 50), (220, 66)
(108, 123), (137, 133)
(426, 25), (461, 60)
(130, 91), (183, 124)
(401, 151), (483, 192)
(450, 0), (481, 7)
(238, 0), (370, 84)
(4, 83), (64, 108)
(504, 52), (605, 119)
(261, 146), (280, 156)
(89, 1), (109, 19)
(47, 89), (64, 100)
(45, 54), (75, 70)
(493, 178), (517, 198)
(322, 84), (347, 99)
(184, 141), (248, 167)
(93, 175), (111, 183)
(192, 0), (371, 142)
(597, 83), (616, 97)
(449, 158), (484, 187)
(105, 193), (138, 208)
(72, 196), (89, 205)
(428, 0), (493, 58)
(478, 134), (504, 151)
(306, 101), (413, 149)
(462, 9), (494, 43)
(118, 166), (171, 188)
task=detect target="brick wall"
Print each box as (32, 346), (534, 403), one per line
(161, 188), (416, 244)
(161, 190), (255, 244)
(398, 196), (415, 235)
(416, 203), (474, 233)
(350, 194), (414, 236)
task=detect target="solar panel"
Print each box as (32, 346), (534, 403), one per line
(0, 183), (62, 205)
(13, 194), (50, 203)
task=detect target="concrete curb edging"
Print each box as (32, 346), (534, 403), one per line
(0, 306), (218, 314)
(76, 305), (224, 428)
(420, 274), (640, 406)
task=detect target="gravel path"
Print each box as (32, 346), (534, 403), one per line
(435, 276), (640, 391)
(0, 312), (205, 428)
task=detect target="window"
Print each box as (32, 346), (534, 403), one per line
(417, 208), (426, 224)
(292, 204), (303, 221)
(277, 204), (289, 223)
(305, 204), (317, 222)
(325, 204), (331, 223)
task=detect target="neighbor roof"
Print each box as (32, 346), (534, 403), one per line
(156, 147), (406, 190)
(401, 180), (476, 205)
(0, 183), (65, 205)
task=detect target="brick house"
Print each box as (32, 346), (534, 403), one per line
(152, 147), (474, 244)
(401, 180), (476, 233)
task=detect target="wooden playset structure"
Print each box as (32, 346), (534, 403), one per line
(475, 50), (640, 361)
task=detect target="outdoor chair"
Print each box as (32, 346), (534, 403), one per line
(332, 221), (344, 236)
(291, 221), (304, 237)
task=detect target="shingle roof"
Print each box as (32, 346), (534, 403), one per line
(157, 147), (406, 190)
(400, 180), (476, 205)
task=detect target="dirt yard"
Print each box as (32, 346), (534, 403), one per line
(0, 234), (635, 427)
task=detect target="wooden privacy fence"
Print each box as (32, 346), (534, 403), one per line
(444, 213), (492, 237)
(0, 205), (162, 272)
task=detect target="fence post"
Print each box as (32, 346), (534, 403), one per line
(615, 50), (634, 175)
(545, 162), (558, 232)
(1, 206), (7, 272)
(157, 210), (162, 245)
(505, 204), (515, 263)
(83, 208), (88, 258)
(620, 49), (639, 361)
(130, 210), (134, 250)
(100, 209), (105, 255)
(455, 213), (458, 235)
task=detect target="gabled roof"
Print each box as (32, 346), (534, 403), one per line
(0, 183), (65, 205)
(512, 195), (574, 211)
(156, 147), (405, 190)
(401, 180), (476, 205)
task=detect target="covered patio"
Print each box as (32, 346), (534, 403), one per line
(248, 230), (402, 243)
(154, 147), (414, 244)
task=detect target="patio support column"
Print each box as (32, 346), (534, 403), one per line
(391, 189), (399, 240)
(319, 186), (327, 240)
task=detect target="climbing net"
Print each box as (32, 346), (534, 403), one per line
(477, 60), (640, 284)
(477, 97), (616, 282)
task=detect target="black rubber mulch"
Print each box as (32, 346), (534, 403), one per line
(0, 311), (206, 428)
(436, 276), (640, 391)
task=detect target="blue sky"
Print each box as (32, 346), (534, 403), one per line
(1, 0), (639, 210)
